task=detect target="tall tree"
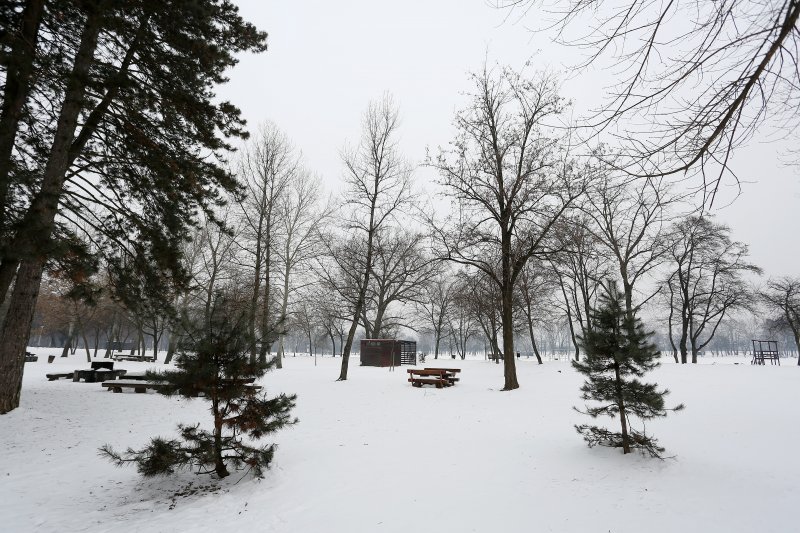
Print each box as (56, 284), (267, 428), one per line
(236, 123), (297, 364)
(0, 1), (267, 414)
(430, 66), (583, 390)
(663, 216), (761, 363)
(274, 170), (328, 368)
(336, 94), (412, 381)
(759, 277), (800, 365)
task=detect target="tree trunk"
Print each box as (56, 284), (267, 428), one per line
(212, 397), (229, 478)
(500, 221), (519, 390)
(0, 258), (45, 413)
(0, 6), (103, 412)
(61, 319), (75, 357)
(164, 331), (178, 364)
(613, 360), (631, 454)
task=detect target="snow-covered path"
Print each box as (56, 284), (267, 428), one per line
(2, 350), (798, 532)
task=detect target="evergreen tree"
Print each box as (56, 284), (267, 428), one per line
(573, 283), (683, 458)
(1, 0), (267, 414)
(101, 297), (297, 478)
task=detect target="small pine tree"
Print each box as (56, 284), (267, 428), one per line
(573, 283), (683, 458)
(101, 299), (297, 478)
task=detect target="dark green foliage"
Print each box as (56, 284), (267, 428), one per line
(101, 299), (297, 478)
(573, 283), (683, 458)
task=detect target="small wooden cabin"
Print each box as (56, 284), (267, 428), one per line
(360, 339), (417, 367)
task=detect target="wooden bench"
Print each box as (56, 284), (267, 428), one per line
(102, 380), (167, 393)
(102, 380), (262, 395)
(46, 372), (74, 381)
(407, 369), (452, 388)
(112, 353), (155, 362)
(121, 372), (149, 381)
(24, 352), (38, 363)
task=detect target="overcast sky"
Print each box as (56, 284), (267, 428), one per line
(217, 0), (799, 277)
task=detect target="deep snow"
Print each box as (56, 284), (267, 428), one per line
(1, 349), (798, 532)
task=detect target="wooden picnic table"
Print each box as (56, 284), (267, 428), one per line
(424, 367), (461, 385)
(407, 368), (452, 388)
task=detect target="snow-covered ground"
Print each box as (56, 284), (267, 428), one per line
(2, 348), (798, 533)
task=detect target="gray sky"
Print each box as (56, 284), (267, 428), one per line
(218, 0), (800, 277)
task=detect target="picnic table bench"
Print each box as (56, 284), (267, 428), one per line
(24, 352), (38, 362)
(111, 353), (155, 362)
(102, 379), (262, 395)
(407, 368), (453, 388)
(46, 372), (74, 381)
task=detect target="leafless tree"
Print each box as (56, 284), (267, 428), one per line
(416, 270), (457, 360)
(663, 216), (762, 363)
(546, 213), (612, 360)
(336, 94), (413, 381)
(429, 66), (584, 389)
(448, 278), (480, 360)
(516, 258), (559, 363)
(582, 173), (681, 321)
(462, 270), (505, 363)
(360, 229), (435, 338)
(760, 277), (800, 364)
(236, 123), (298, 363)
(498, 0), (800, 203)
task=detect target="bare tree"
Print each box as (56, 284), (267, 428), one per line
(663, 216), (762, 363)
(274, 170), (329, 369)
(360, 229), (435, 338)
(547, 213), (612, 360)
(448, 278), (480, 360)
(516, 258), (558, 363)
(236, 123), (298, 363)
(760, 277), (800, 364)
(416, 270), (457, 360)
(462, 270), (504, 363)
(336, 95), (413, 381)
(499, 0), (800, 202)
(430, 66), (583, 390)
(582, 173), (680, 321)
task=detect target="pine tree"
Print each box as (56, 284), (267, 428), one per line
(573, 283), (683, 458)
(101, 297), (297, 478)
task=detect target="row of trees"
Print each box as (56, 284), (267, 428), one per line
(3, 1), (798, 414)
(26, 68), (800, 397)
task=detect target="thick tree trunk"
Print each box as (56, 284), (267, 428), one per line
(499, 223), (519, 389)
(0, 7), (103, 413)
(0, 258), (44, 413)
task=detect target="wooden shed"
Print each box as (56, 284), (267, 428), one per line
(360, 339), (417, 367)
